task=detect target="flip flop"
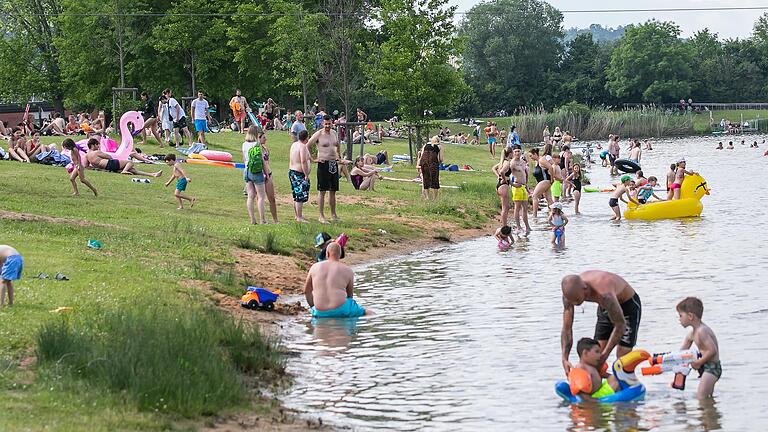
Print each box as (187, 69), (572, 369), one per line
(55, 273), (69, 281)
(35, 273), (49, 279)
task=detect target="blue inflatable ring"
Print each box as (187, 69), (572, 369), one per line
(554, 380), (645, 403)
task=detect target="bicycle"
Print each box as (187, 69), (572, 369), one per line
(206, 107), (222, 133)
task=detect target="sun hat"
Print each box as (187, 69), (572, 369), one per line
(550, 202), (563, 210)
(677, 157), (686, 163)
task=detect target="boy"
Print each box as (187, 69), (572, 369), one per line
(1, 245), (23, 307)
(677, 297), (721, 399)
(568, 338), (621, 400)
(609, 175), (638, 221)
(164, 154), (196, 209)
(635, 176), (664, 204)
(62, 138), (98, 196)
(494, 225), (513, 250)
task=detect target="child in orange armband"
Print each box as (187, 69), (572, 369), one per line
(568, 338), (621, 400)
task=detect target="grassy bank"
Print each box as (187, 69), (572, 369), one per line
(0, 127), (506, 429)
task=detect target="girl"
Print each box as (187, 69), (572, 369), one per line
(565, 163), (583, 215)
(62, 139), (98, 196)
(666, 163), (677, 200)
(350, 156), (382, 191)
(529, 147), (554, 218)
(548, 202), (568, 247)
(543, 126), (551, 146)
(492, 148), (514, 225)
(242, 126), (269, 224)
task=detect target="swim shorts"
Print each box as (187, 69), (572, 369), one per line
(106, 159), (120, 172)
(194, 119), (209, 133)
(595, 292), (642, 348)
(669, 182), (681, 190)
(608, 154), (617, 166)
(488, 137), (497, 145)
(289, 169), (310, 202)
(551, 180), (562, 198)
(311, 298), (366, 318)
(173, 117), (188, 130)
(0, 254), (23, 281)
(317, 160), (339, 192)
(512, 185), (529, 201)
(609, 198), (619, 208)
(591, 379), (616, 399)
(175, 177), (188, 191)
(698, 360), (722, 380)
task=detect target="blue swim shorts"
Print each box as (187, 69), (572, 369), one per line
(194, 119), (209, 133)
(1, 255), (23, 281)
(176, 177), (188, 191)
(311, 298), (366, 318)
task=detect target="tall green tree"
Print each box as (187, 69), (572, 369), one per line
(0, 0), (65, 112)
(367, 0), (463, 126)
(606, 21), (693, 102)
(459, 0), (563, 111)
(559, 34), (615, 107)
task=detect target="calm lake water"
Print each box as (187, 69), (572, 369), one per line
(281, 136), (768, 431)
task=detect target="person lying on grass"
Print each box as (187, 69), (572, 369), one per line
(85, 138), (162, 177)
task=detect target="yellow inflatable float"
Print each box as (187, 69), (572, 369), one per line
(625, 173), (710, 220)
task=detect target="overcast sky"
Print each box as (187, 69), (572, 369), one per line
(450, 0), (768, 39)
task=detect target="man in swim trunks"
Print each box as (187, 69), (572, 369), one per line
(608, 135), (620, 175)
(230, 89), (248, 134)
(304, 243), (370, 318)
(307, 115), (341, 224)
(1, 245), (23, 307)
(561, 270), (642, 375)
(288, 129), (311, 222)
(85, 139), (162, 177)
(486, 122), (498, 158)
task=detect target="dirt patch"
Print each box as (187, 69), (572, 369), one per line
(0, 210), (120, 229)
(202, 406), (330, 431)
(231, 248), (309, 296)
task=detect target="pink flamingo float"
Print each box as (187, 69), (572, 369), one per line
(63, 111), (145, 172)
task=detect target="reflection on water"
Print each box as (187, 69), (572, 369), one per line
(282, 136), (767, 431)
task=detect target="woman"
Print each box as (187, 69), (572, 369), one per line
(350, 156), (382, 191)
(529, 147), (554, 218)
(566, 163), (583, 215)
(90, 111), (106, 135)
(140, 92), (164, 146)
(551, 126), (563, 147)
(258, 131), (279, 223)
(417, 136), (444, 200)
(8, 132), (31, 163)
(560, 145), (573, 199)
(543, 126), (551, 146)
(242, 126), (269, 225)
(492, 147), (514, 225)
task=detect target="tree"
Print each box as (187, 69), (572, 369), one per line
(459, 0), (563, 111)
(606, 21), (693, 103)
(367, 0), (463, 128)
(0, 0), (65, 112)
(559, 34), (616, 106)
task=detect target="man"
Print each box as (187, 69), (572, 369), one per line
(167, 89), (192, 147)
(288, 129), (311, 222)
(307, 115), (341, 224)
(190, 91), (210, 144)
(608, 135), (621, 175)
(561, 270), (642, 375)
(290, 110), (307, 142)
(140, 92), (164, 146)
(230, 89), (248, 133)
(304, 242), (369, 318)
(85, 138), (162, 177)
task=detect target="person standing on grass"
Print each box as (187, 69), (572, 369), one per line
(230, 89), (249, 133)
(0, 245), (23, 307)
(140, 92), (164, 146)
(158, 90), (172, 146)
(259, 131), (280, 223)
(290, 110), (307, 142)
(190, 91), (210, 144)
(289, 129), (312, 222)
(167, 89), (192, 147)
(307, 115), (341, 224)
(242, 126), (269, 224)
(62, 138), (98, 197)
(418, 136), (444, 200)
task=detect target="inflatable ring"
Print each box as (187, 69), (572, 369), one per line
(555, 381), (645, 403)
(615, 159), (641, 174)
(555, 350), (649, 403)
(200, 150), (233, 162)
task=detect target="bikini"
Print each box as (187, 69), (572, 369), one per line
(497, 166), (512, 190)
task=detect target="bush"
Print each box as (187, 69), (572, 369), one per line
(36, 303), (282, 417)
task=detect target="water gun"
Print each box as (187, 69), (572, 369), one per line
(640, 349), (700, 390)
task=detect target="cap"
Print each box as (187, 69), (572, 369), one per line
(621, 175), (631, 183)
(314, 232), (332, 247)
(550, 202), (563, 210)
(677, 157), (686, 163)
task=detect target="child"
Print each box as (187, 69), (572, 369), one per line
(315, 232), (346, 262)
(635, 176), (664, 204)
(494, 225), (513, 250)
(62, 139), (98, 197)
(0, 245), (23, 307)
(669, 158), (697, 200)
(549, 154), (563, 202)
(548, 202), (568, 247)
(677, 297), (720, 399)
(568, 338), (621, 400)
(609, 175), (638, 221)
(164, 154), (196, 209)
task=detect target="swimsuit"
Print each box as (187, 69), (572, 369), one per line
(311, 297), (366, 318)
(533, 162), (550, 183)
(609, 197), (620, 208)
(175, 177), (188, 191)
(289, 169), (310, 202)
(511, 185), (528, 201)
(0, 254), (23, 280)
(595, 293), (642, 348)
(351, 174), (364, 190)
(698, 360), (722, 380)
(591, 379), (615, 399)
(572, 175), (582, 192)
(105, 159), (120, 172)
(670, 182), (682, 190)
(497, 167), (512, 190)
(637, 186), (654, 203)
(551, 180), (562, 198)
(317, 160), (340, 192)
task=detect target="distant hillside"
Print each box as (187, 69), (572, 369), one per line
(564, 24), (626, 43)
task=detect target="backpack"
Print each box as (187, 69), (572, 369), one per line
(247, 144), (263, 174)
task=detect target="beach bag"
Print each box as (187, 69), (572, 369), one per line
(247, 144), (263, 174)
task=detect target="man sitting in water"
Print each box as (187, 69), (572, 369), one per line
(568, 338), (622, 400)
(305, 243), (370, 318)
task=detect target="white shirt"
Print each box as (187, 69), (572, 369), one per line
(168, 97), (185, 121)
(191, 98), (209, 120)
(242, 140), (257, 163)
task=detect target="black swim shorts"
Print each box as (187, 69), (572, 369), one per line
(173, 117), (188, 130)
(608, 153), (617, 166)
(106, 159), (120, 172)
(594, 292), (642, 348)
(609, 198), (619, 208)
(317, 160), (339, 192)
